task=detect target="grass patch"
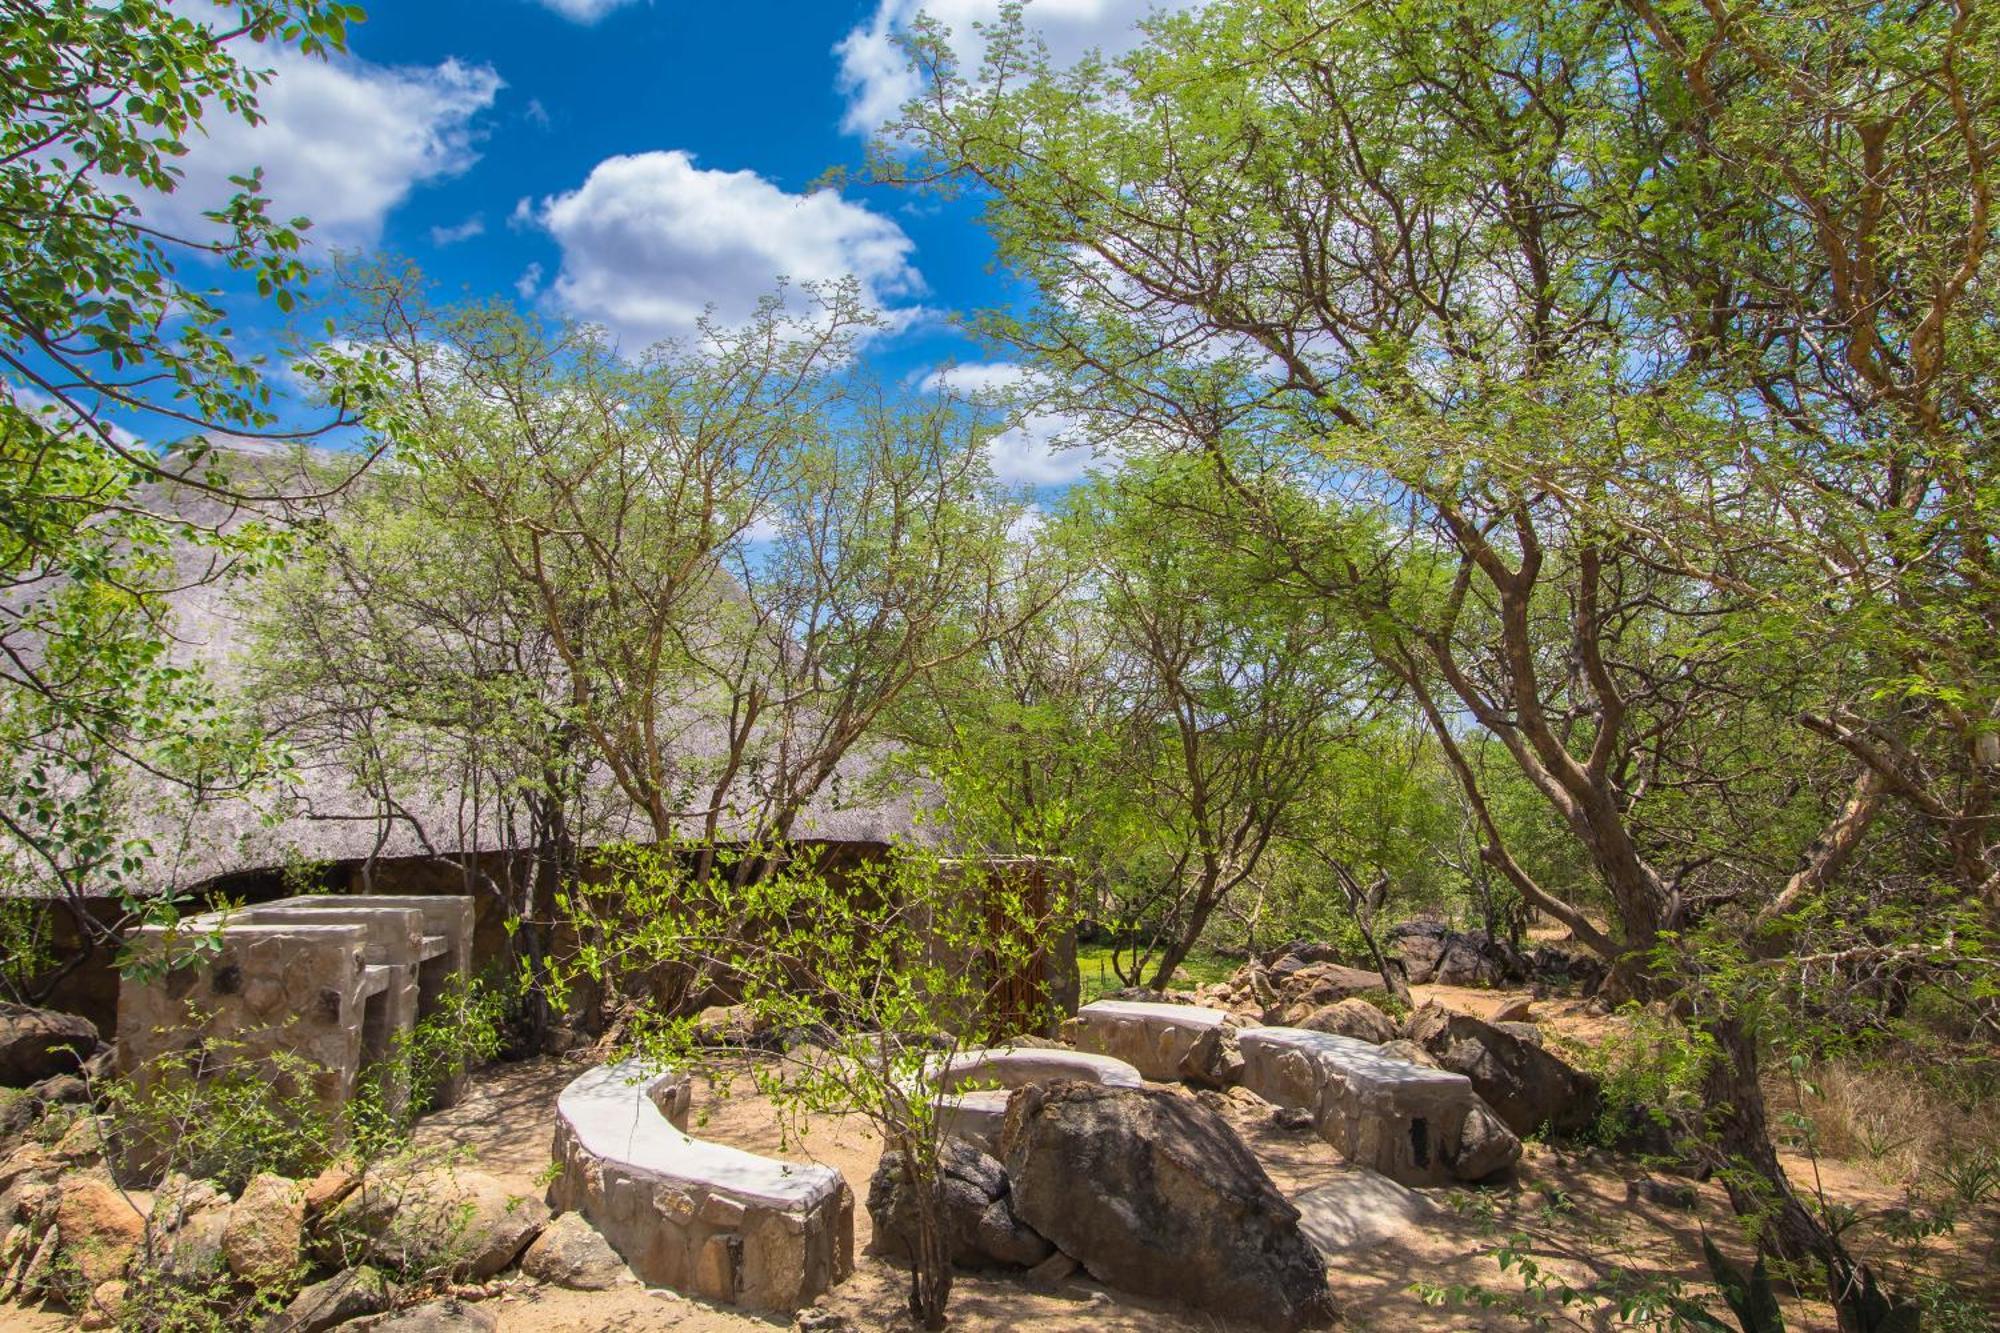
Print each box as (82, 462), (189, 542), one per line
(1078, 944), (1240, 1002)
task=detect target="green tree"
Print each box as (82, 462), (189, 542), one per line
(0, 0), (377, 945)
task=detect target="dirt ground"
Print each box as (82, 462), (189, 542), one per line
(4, 982), (1993, 1332)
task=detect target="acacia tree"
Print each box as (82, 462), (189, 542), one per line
(0, 0), (379, 947)
(883, 1), (1981, 1320)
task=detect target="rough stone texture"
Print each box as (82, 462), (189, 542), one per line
(1260, 964), (1390, 1026)
(1406, 1003), (1598, 1137)
(260, 1264), (393, 1333)
(1291, 1171), (1436, 1250)
(548, 1060), (852, 1312)
(1067, 1000), (1240, 1084)
(1001, 1082), (1335, 1332)
(303, 1162), (359, 1216)
(1376, 1039), (1440, 1069)
(223, 1172), (305, 1283)
(866, 1138), (1051, 1271)
(368, 1298), (497, 1332)
(1237, 1027), (1521, 1186)
(54, 1177), (144, 1286)
(116, 896), (474, 1170)
(1490, 997), (1533, 1024)
(519, 1211), (628, 1290)
(0, 1005), (99, 1087)
(691, 1005), (768, 1049)
(1297, 999), (1398, 1045)
(1386, 922), (1519, 987)
(937, 1047), (1144, 1093)
(329, 1168), (547, 1280)
(934, 1090), (1011, 1155)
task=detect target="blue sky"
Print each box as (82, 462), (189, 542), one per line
(152, 0), (1202, 486)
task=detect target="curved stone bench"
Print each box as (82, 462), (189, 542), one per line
(549, 1060), (853, 1311)
(1237, 1027), (1520, 1187)
(1069, 999), (1236, 1082)
(934, 1047), (1144, 1152)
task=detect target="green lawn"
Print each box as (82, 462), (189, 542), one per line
(1077, 943), (1241, 1003)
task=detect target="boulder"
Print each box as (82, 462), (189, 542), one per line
(1376, 1039), (1440, 1070)
(1406, 1003), (1597, 1137)
(367, 1298), (497, 1332)
(1263, 941), (1347, 970)
(77, 1278), (126, 1331)
(1490, 996), (1533, 1024)
(53, 1177), (143, 1286)
(0, 1006), (98, 1087)
(150, 1172), (232, 1278)
(260, 1265), (393, 1333)
(302, 1162), (359, 1217)
(326, 1168), (547, 1280)
(223, 1172), (305, 1284)
(1000, 1081), (1334, 1331)
(1297, 999), (1398, 1045)
(1266, 964), (1388, 1025)
(691, 1004), (767, 1048)
(1495, 1021), (1543, 1047)
(867, 1137), (1051, 1271)
(519, 1211), (628, 1290)
(1386, 923), (1521, 988)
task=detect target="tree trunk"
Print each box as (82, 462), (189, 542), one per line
(1701, 1014), (1873, 1329)
(905, 1152), (953, 1329)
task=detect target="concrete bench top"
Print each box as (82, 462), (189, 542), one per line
(1077, 999), (1232, 1028)
(1237, 1027), (1468, 1091)
(557, 1060), (844, 1212)
(939, 1047), (1145, 1092)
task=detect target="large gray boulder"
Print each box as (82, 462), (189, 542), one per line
(1000, 1081), (1335, 1331)
(1406, 1003), (1597, 1137)
(866, 1137), (1051, 1271)
(1297, 999), (1398, 1045)
(0, 1005), (98, 1087)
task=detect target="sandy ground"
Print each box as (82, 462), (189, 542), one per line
(4, 982), (1994, 1332)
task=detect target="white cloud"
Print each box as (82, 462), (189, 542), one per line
(525, 150), (923, 348)
(530, 0), (642, 22)
(925, 362), (1099, 486)
(140, 29), (500, 249)
(514, 262), (544, 300)
(429, 214), (486, 246)
(836, 0), (1201, 135)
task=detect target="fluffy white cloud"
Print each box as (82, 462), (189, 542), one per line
(525, 150), (923, 348)
(429, 214), (486, 246)
(836, 0), (1201, 135)
(141, 34), (500, 249)
(530, 0), (642, 21)
(925, 362), (1100, 487)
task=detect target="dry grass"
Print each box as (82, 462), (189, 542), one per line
(1767, 1059), (2000, 1192)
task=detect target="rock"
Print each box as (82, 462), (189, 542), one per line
(325, 1168), (548, 1280)
(1386, 922), (1522, 987)
(867, 1137), (1052, 1271)
(793, 1307), (851, 1332)
(1266, 963), (1387, 1024)
(691, 1004), (767, 1048)
(1297, 999), (1398, 1045)
(1178, 1022), (1245, 1088)
(0, 1005), (98, 1087)
(519, 1211), (627, 1290)
(1263, 941), (1347, 970)
(150, 1172), (232, 1276)
(0, 1146), (59, 1226)
(78, 1278), (126, 1331)
(1406, 1003), (1598, 1137)
(1376, 1039), (1441, 1069)
(303, 1162), (359, 1216)
(1024, 1250), (1080, 1288)
(1001, 1082), (1334, 1331)
(1490, 996), (1533, 1024)
(1291, 1172), (1434, 1250)
(1454, 1102), (1523, 1180)
(224, 1172), (305, 1284)
(50, 1111), (108, 1165)
(54, 1177), (143, 1286)
(1627, 1177), (1698, 1210)
(261, 1265), (393, 1333)
(27, 1074), (87, 1106)
(1495, 1021), (1542, 1046)
(1271, 1106), (1316, 1133)
(365, 1298), (498, 1332)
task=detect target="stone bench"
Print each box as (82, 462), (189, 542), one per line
(549, 1060), (853, 1311)
(935, 1047), (1144, 1151)
(1237, 1027), (1520, 1186)
(1069, 999), (1235, 1082)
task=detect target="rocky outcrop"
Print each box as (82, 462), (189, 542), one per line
(54, 1176), (144, 1286)
(1386, 922), (1519, 988)
(223, 1172), (305, 1284)
(1001, 1081), (1334, 1332)
(1296, 999), (1397, 1045)
(261, 1265), (393, 1332)
(520, 1211), (628, 1290)
(866, 1138), (1052, 1271)
(0, 1006), (99, 1087)
(1237, 1027), (1520, 1185)
(547, 1060), (851, 1312)
(1406, 1004), (1598, 1137)
(327, 1168), (547, 1280)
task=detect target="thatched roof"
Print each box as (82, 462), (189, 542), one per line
(80, 446), (942, 895)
